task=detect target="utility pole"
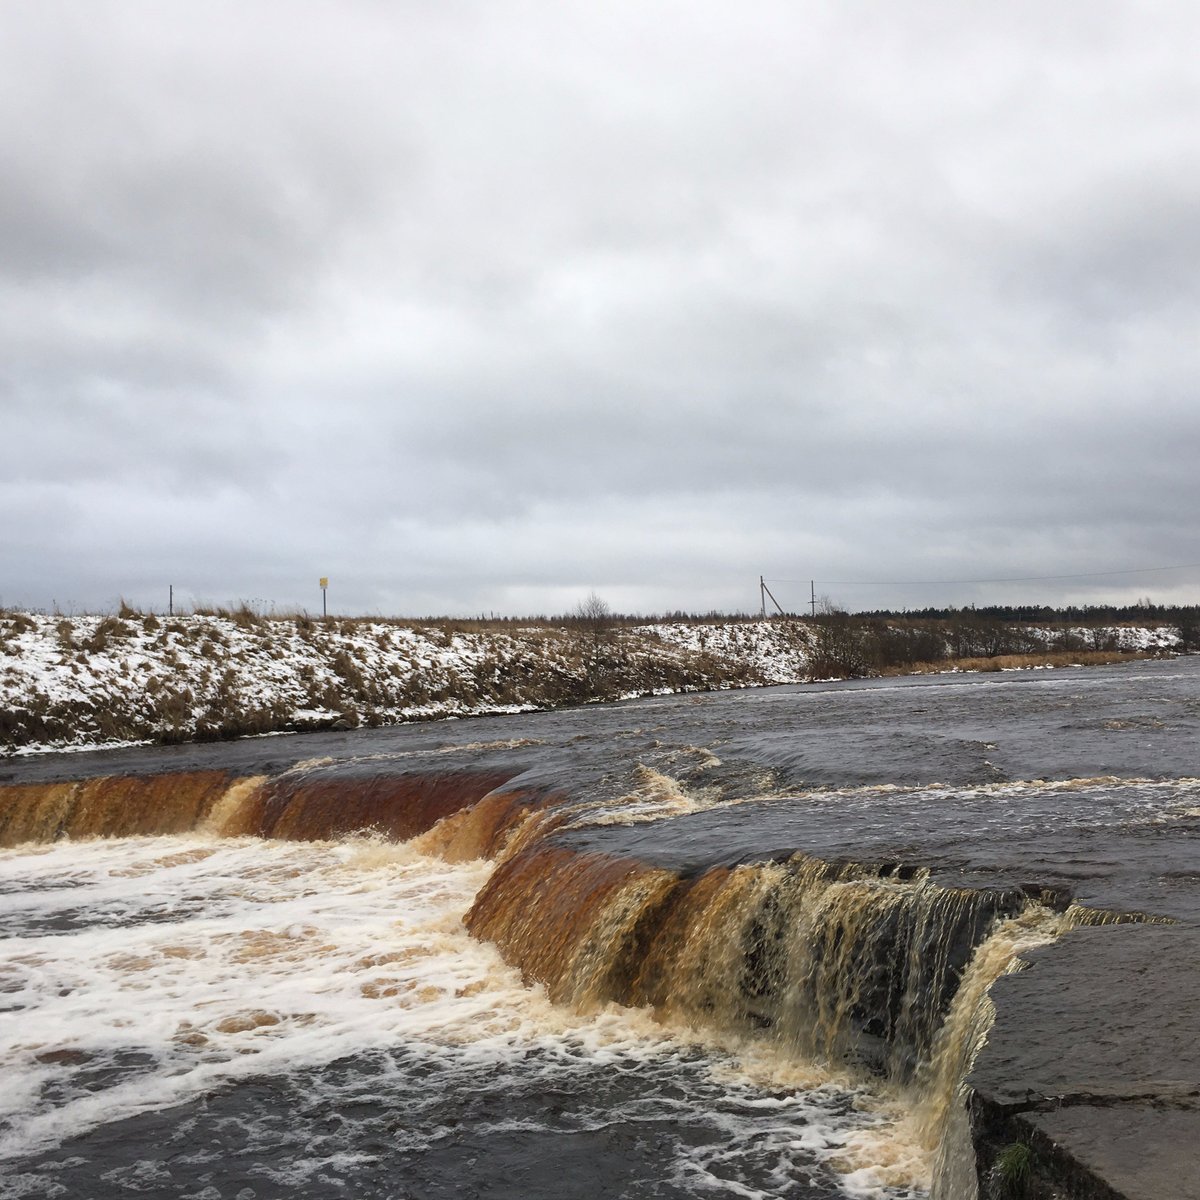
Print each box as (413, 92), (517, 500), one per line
(810, 579), (816, 618)
(760, 575), (767, 619)
(761, 578), (785, 617)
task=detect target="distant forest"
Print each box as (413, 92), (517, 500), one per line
(433, 603), (1200, 627)
(851, 602), (1200, 624)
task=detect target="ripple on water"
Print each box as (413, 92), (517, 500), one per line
(0, 836), (927, 1200)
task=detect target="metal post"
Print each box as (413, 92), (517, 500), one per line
(319, 577), (329, 618)
(169, 585), (173, 616)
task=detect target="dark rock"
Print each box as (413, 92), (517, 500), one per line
(969, 924), (1200, 1200)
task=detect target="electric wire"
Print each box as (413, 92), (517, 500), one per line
(765, 562), (1200, 588)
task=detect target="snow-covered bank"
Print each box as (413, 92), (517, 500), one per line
(0, 610), (1182, 755)
(0, 612), (812, 754)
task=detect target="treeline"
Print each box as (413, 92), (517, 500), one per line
(853, 602), (1200, 624)
(182, 605), (762, 631)
(805, 610), (1192, 680)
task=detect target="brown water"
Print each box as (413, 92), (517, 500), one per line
(2, 658), (1197, 1199)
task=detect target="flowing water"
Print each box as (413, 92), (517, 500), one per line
(1, 834), (931, 1200)
(2, 659), (1198, 1199)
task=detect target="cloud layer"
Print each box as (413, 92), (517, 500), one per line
(3, 1), (1199, 615)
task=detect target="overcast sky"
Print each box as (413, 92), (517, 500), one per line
(3, 1), (1198, 617)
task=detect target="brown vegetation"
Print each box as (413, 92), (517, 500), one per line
(0, 600), (1187, 753)
(879, 649), (1160, 675)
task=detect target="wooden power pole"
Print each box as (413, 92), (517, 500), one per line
(760, 577), (785, 617)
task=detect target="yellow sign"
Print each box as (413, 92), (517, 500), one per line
(319, 577), (328, 589)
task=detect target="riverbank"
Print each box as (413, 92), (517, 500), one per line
(0, 609), (1182, 755)
(2, 658), (1197, 1198)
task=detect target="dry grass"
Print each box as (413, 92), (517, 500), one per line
(1, 612), (37, 636)
(882, 649), (1160, 675)
(0, 605), (1182, 754)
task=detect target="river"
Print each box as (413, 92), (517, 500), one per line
(2, 658), (1197, 1199)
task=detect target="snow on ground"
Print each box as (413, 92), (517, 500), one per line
(1024, 624), (1180, 652)
(0, 612), (812, 754)
(633, 620), (811, 684)
(0, 611), (1182, 755)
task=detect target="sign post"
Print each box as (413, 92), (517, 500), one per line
(319, 577), (328, 618)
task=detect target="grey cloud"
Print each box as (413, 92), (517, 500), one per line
(2, 1), (1199, 616)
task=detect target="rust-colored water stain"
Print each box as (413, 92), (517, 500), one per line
(556, 867), (681, 1009)
(202, 775), (268, 837)
(625, 865), (736, 1010)
(215, 1010), (282, 1034)
(220, 929), (325, 963)
(242, 768), (519, 843)
(111, 847), (219, 878)
(464, 836), (1036, 1082)
(0, 781), (81, 846)
(34, 1048), (91, 1066)
(0, 767), (538, 850)
(415, 782), (568, 868)
(360, 979), (414, 1000)
(413, 789), (532, 862)
(0, 773), (235, 846)
(466, 842), (666, 1002)
(491, 804), (573, 865)
(105, 953), (158, 974)
(68, 772), (233, 839)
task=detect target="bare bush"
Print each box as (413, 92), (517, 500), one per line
(806, 615), (874, 680)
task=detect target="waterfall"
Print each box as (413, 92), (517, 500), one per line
(465, 840), (1033, 1084)
(0, 764), (1150, 1196)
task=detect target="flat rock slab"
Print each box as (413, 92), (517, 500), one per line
(972, 923), (1200, 1199)
(1023, 1108), (1200, 1200)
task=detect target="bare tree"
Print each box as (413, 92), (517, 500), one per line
(572, 592), (616, 697)
(574, 591), (612, 640)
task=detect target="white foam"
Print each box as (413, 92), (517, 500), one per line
(0, 835), (928, 1197)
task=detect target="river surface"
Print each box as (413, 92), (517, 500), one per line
(0, 837), (922, 1200)
(2, 658), (1198, 1199)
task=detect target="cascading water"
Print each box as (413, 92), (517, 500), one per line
(464, 843), (1030, 1087)
(0, 771), (234, 845)
(916, 908), (1071, 1200)
(0, 760), (1160, 1199)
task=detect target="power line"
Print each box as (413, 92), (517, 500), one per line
(765, 562), (1200, 588)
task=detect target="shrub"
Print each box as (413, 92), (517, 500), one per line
(571, 591), (613, 645)
(1177, 608), (1200, 652)
(806, 616), (874, 680)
